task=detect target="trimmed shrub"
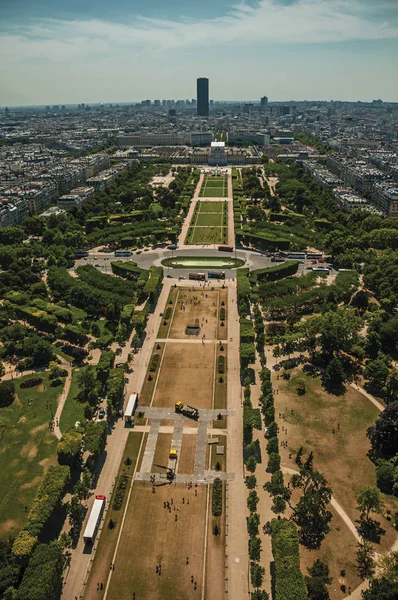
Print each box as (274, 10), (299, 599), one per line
(20, 378), (43, 389)
(212, 478), (222, 516)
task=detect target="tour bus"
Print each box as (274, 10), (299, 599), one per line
(306, 252), (323, 260)
(286, 252), (306, 260)
(75, 249), (89, 258)
(189, 272), (206, 281)
(218, 245), (233, 252)
(114, 250), (132, 257)
(208, 271), (226, 279)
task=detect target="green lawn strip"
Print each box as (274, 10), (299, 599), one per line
(0, 371), (63, 537)
(200, 188), (227, 198)
(213, 346), (227, 429)
(84, 432), (143, 591)
(157, 288), (179, 338)
(191, 227), (224, 244)
(59, 367), (88, 433)
(198, 201), (224, 213)
(195, 212), (223, 227)
(69, 306), (87, 323)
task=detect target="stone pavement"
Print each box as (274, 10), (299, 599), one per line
(140, 419), (161, 473)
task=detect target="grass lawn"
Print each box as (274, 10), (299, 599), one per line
(200, 187), (227, 198)
(195, 212), (224, 227)
(83, 432), (144, 600)
(198, 201), (225, 213)
(191, 227), (226, 244)
(59, 367), (87, 433)
(0, 371), (64, 538)
(276, 370), (397, 551)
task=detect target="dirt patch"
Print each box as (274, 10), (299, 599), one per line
(152, 434), (173, 473)
(20, 475), (42, 491)
(178, 434), (197, 475)
(17, 416), (27, 424)
(0, 519), (19, 537)
(106, 482), (209, 600)
(31, 423), (47, 436)
(38, 457), (53, 468)
(20, 441), (38, 460)
(152, 343), (216, 410)
(169, 288), (220, 340)
(37, 384), (46, 392)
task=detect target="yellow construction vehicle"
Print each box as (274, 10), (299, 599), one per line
(175, 401), (199, 420)
(169, 449), (178, 459)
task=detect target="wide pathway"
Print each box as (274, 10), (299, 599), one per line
(226, 279), (249, 600)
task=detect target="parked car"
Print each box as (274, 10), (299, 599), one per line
(98, 408), (106, 419)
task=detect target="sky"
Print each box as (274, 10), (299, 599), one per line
(0, 0), (398, 106)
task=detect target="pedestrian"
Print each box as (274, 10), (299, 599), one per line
(100, 583), (103, 591)
(175, 514), (178, 521)
(186, 557), (189, 565)
(156, 566), (159, 573)
(348, 587), (351, 595)
(338, 423), (340, 430)
(191, 576), (194, 583)
(182, 497), (185, 504)
(332, 428), (335, 434)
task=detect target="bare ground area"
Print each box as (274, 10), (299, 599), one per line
(152, 343), (216, 410)
(106, 482), (208, 600)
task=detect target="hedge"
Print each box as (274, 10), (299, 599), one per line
(251, 261), (299, 283)
(217, 355), (225, 374)
(236, 230), (291, 251)
(240, 342), (255, 367)
(111, 261), (146, 280)
(220, 307), (226, 321)
(16, 541), (63, 600)
(271, 519), (307, 600)
(13, 465), (70, 557)
(112, 473), (128, 510)
(149, 353), (160, 372)
(240, 319), (255, 343)
(20, 378), (43, 389)
(143, 266), (163, 296)
(212, 478), (222, 516)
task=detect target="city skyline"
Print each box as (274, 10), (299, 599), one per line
(1, 0), (398, 106)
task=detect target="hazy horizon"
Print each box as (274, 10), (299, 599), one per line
(1, 0), (398, 106)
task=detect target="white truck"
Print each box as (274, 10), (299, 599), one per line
(83, 494), (106, 544)
(124, 392), (139, 422)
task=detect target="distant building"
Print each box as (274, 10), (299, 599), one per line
(209, 142), (227, 166)
(260, 96), (268, 108)
(197, 78), (209, 117)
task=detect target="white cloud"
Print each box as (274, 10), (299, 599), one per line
(1, 0), (398, 65)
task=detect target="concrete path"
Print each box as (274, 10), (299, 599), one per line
(227, 169), (234, 247)
(53, 363), (72, 440)
(225, 279), (249, 600)
(281, 466), (361, 543)
(350, 382), (385, 412)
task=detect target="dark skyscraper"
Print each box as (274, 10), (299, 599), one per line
(197, 78), (209, 117)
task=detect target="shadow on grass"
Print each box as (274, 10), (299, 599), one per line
(356, 517), (386, 544)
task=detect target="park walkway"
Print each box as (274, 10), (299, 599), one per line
(178, 173), (204, 247)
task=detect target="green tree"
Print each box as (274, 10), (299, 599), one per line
(356, 487), (384, 521)
(356, 540), (375, 579)
(251, 592), (269, 600)
(322, 357), (346, 393)
(249, 536), (262, 561)
(77, 366), (99, 405)
(247, 513), (260, 537)
(305, 559), (332, 600)
(250, 563), (265, 588)
(0, 381), (15, 408)
(364, 359), (389, 397)
(245, 475), (257, 489)
(247, 491), (260, 513)
(245, 455), (257, 473)
(67, 496), (86, 531)
(367, 401), (398, 459)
